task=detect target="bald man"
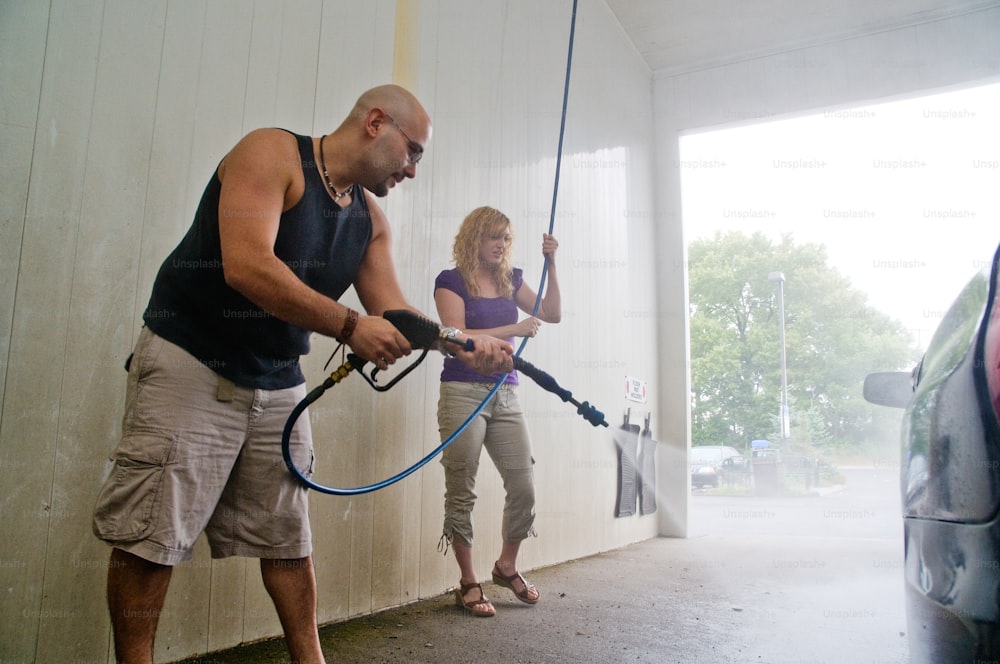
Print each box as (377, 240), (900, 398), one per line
(93, 85), (513, 664)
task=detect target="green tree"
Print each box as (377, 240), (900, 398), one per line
(688, 231), (918, 451)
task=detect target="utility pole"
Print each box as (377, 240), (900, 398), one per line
(768, 271), (790, 439)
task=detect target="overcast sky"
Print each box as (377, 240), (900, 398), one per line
(680, 80), (1000, 349)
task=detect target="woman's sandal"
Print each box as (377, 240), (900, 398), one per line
(491, 563), (540, 605)
(455, 581), (495, 617)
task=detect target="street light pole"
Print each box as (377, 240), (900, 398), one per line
(768, 271), (790, 439)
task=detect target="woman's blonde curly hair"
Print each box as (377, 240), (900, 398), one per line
(452, 206), (514, 298)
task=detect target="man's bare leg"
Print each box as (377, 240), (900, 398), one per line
(107, 548), (173, 664)
(261, 556), (325, 664)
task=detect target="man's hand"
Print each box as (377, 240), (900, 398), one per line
(456, 334), (514, 375)
(348, 315), (413, 370)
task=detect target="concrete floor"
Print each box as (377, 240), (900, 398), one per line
(173, 530), (909, 664)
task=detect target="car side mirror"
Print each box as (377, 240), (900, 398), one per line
(863, 371), (915, 408)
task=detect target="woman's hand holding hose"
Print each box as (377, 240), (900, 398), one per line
(513, 317), (541, 338)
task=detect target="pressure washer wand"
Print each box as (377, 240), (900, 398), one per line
(383, 309), (608, 428)
(511, 355), (608, 427)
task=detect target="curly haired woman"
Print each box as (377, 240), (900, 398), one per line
(434, 206), (561, 617)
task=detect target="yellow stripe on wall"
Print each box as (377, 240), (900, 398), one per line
(392, 0), (419, 89)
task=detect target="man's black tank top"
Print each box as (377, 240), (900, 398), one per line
(143, 130), (372, 389)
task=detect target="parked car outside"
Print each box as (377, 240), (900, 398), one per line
(720, 453), (753, 487)
(864, 243), (1000, 662)
(690, 445), (746, 489)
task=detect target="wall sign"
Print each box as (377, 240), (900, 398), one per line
(625, 376), (647, 403)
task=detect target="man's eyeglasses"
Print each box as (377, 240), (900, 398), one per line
(384, 113), (424, 165)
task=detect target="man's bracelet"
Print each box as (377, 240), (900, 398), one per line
(338, 308), (359, 342)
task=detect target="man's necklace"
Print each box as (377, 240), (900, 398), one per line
(319, 135), (352, 201)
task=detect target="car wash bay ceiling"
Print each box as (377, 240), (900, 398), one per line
(605, 0), (996, 75)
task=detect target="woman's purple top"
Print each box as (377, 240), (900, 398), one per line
(436, 267), (523, 385)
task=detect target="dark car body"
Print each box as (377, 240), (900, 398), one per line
(864, 244), (1000, 661)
